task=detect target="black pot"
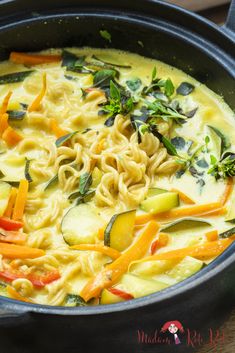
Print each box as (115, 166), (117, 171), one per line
(0, 1), (234, 352)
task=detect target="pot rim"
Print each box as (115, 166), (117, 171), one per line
(0, 0), (234, 316)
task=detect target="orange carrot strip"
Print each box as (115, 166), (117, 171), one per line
(203, 207), (226, 217)
(97, 227), (105, 240)
(138, 238), (233, 263)
(0, 113), (9, 136)
(220, 178), (233, 206)
(171, 188), (195, 205)
(0, 230), (27, 245)
(12, 180), (29, 221)
(10, 52), (61, 65)
(0, 242), (45, 259)
(3, 188), (18, 218)
(71, 244), (121, 260)
(2, 126), (22, 146)
(0, 91), (12, 115)
(151, 232), (169, 255)
(135, 213), (154, 225)
(28, 72), (47, 112)
(205, 230), (218, 242)
(6, 285), (32, 303)
(49, 118), (68, 138)
(80, 221), (160, 301)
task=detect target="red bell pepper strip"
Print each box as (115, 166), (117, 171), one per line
(0, 217), (23, 231)
(107, 287), (134, 300)
(0, 269), (60, 288)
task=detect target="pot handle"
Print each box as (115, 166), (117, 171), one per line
(225, 0), (235, 34)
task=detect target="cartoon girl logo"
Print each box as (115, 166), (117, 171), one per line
(161, 320), (184, 345)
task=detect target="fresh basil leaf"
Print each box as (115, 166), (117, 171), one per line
(0, 71), (34, 84)
(79, 173), (92, 195)
(76, 189), (95, 205)
(151, 67), (157, 82)
(110, 80), (121, 101)
(61, 50), (91, 74)
(100, 30), (112, 43)
(126, 78), (142, 91)
(164, 78), (175, 97)
(149, 126), (178, 156)
(24, 158), (33, 183)
(93, 69), (116, 88)
(189, 166), (204, 178)
(20, 103), (28, 110)
(7, 110), (26, 120)
(207, 125), (230, 155)
(55, 131), (79, 147)
(176, 82), (195, 96)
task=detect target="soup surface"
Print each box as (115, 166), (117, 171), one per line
(0, 48), (234, 306)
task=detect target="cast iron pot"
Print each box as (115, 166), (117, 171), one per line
(0, 1), (234, 352)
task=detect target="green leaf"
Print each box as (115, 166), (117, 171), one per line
(151, 66), (157, 82)
(126, 78), (142, 91)
(164, 78), (175, 97)
(100, 30), (112, 42)
(207, 125), (230, 155)
(210, 155), (217, 165)
(110, 80), (121, 101)
(55, 131), (79, 147)
(149, 125), (179, 156)
(61, 50), (91, 74)
(79, 172), (92, 195)
(0, 71), (34, 84)
(205, 135), (210, 144)
(93, 69), (116, 88)
(176, 82), (195, 96)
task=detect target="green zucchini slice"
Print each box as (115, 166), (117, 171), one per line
(100, 289), (124, 305)
(61, 204), (105, 245)
(119, 274), (168, 298)
(161, 217), (211, 232)
(104, 210), (136, 251)
(140, 192), (179, 214)
(146, 187), (167, 198)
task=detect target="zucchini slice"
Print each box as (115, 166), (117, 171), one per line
(0, 182), (11, 216)
(161, 217), (211, 232)
(104, 210), (136, 251)
(206, 126), (222, 160)
(146, 187), (167, 198)
(166, 256), (203, 282)
(100, 289), (124, 305)
(219, 227), (235, 238)
(119, 274), (168, 298)
(61, 204), (105, 245)
(225, 190), (235, 223)
(140, 192), (179, 214)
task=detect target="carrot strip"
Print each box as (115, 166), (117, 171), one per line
(71, 244), (121, 260)
(0, 230), (27, 245)
(12, 180), (29, 221)
(28, 72), (47, 112)
(6, 285), (33, 303)
(80, 221), (160, 301)
(3, 188), (18, 218)
(49, 118), (68, 138)
(97, 227), (105, 240)
(0, 113), (9, 136)
(220, 178), (233, 206)
(2, 126), (22, 146)
(205, 230), (218, 242)
(204, 207), (226, 217)
(137, 238), (233, 263)
(0, 242), (45, 259)
(171, 188), (195, 205)
(10, 52), (61, 65)
(0, 91), (12, 115)
(151, 233), (169, 255)
(135, 213), (154, 225)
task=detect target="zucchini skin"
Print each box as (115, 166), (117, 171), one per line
(0, 70), (34, 84)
